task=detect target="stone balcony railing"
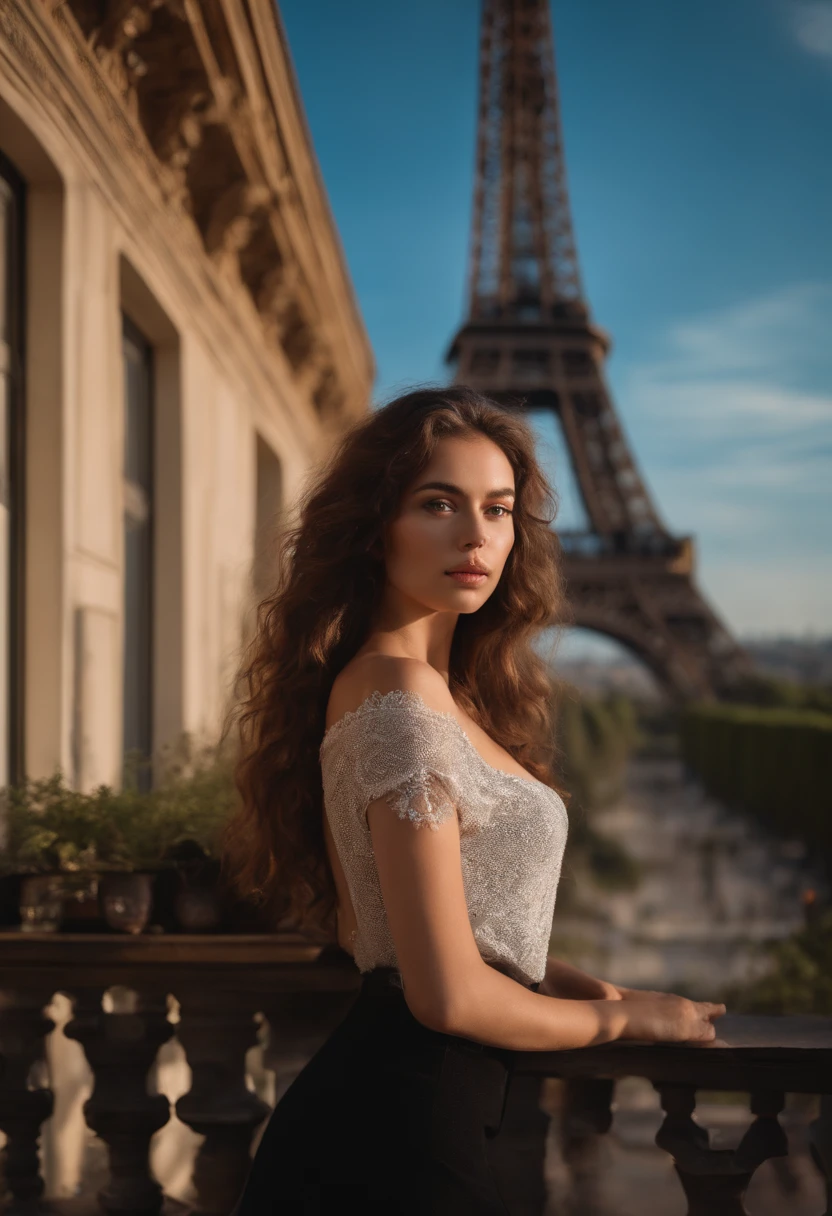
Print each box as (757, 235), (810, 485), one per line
(1, 931), (831, 1215)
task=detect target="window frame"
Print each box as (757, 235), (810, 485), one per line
(0, 149), (26, 786)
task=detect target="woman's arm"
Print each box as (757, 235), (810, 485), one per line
(370, 795), (724, 1050)
(539, 957), (622, 1002)
(439, 962), (723, 1051)
(354, 660), (725, 1051)
(540, 958), (688, 1005)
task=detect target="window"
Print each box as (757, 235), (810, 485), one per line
(0, 153), (25, 787)
(122, 314), (154, 786)
(253, 435), (283, 602)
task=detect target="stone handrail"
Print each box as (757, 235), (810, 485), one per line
(512, 1017), (832, 1215)
(1, 931), (830, 1215)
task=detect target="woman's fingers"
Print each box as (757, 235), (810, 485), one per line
(702, 1002), (727, 1018)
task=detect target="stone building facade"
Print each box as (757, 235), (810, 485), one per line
(0, 0), (374, 794)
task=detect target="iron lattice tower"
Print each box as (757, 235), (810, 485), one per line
(447, 0), (750, 700)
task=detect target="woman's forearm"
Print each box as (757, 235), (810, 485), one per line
(438, 961), (628, 1051)
(431, 960), (725, 1051)
(541, 956), (619, 1001)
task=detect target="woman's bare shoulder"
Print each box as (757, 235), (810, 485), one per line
(326, 654), (455, 730)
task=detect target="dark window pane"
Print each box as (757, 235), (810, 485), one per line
(123, 514), (152, 760)
(121, 315), (153, 783)
(123, 331), (152, 491)
(0, 155), (25, 787)
(254, 435), (283, 600)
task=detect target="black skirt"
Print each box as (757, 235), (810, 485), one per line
(232, 965), (538, 1215)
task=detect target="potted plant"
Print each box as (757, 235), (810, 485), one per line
(1, 774), (104, 931)
(150, 733), (240, 932)
(0, 733), (242, 934)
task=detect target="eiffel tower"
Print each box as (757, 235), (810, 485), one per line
(447, 0), (751, 700)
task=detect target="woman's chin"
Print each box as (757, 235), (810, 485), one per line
(439, 588), (490, 612)
(393, 581), (492, 615)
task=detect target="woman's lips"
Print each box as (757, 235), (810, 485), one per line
(446, 570), (488, 586)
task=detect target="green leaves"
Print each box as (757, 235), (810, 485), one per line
(553, 685), (642, 895)
(0, 734), (238, 875)
(727, 911), (832, 1016)
(680, 704), (832, 852)
(682, 694), (832, 1017)
(557, 691), (640, 814)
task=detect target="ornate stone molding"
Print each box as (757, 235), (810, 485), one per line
(41, 0), (372, 421)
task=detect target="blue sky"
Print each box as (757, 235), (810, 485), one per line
(279, 0), (832, 648)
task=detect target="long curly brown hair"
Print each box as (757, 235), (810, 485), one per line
(220, 386), (570, 939)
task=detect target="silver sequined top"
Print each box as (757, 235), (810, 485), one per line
(319, 689), (569, 986)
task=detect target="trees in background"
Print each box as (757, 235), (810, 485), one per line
(553, 686), (642, 898)
(681, 674), (832, 1016)
(680, 703), (832, 862)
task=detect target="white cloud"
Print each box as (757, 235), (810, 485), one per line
(635, 376), (831, 437)
(632, 281), (832, 388)
(538, 284), (832, 559)
(616, 282), (832, 633)
(625, 282), (832, 464)
(792, 1), (832, 59)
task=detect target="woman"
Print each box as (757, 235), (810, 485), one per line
(223, 386), (725, 1214)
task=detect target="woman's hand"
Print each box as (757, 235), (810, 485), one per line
(618, 992), (727, 1044)
(539, 959), (622, 1002)
(613, 984), (685, 1002)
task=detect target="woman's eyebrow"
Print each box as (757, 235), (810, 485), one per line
(412, 480), (516, 499)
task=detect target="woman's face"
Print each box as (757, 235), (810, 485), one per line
(383, 433), (516, 614)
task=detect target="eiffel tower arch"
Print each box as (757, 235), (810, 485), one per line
(446, 0), (751, 701)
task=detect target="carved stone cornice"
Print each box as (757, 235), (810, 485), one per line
(20, 0), (372, 424)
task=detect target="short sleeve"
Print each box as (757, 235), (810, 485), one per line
(381, 767), (457, 831)
(322, 690), (468, 832)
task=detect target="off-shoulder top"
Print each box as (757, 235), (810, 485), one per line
(319, 689), (569, 987)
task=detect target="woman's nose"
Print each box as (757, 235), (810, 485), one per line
(455, 505), (487, 550)
(459, 524), (487, 550)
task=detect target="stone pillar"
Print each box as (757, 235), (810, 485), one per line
(175, 989), (271, 1216)
(0, 987), (55, 1212)
(64, 986), (174, 1215)
(655, 1084), (787, 1216)
(810, 1093), (832, 1216)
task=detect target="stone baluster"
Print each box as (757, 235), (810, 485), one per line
(63, 985), (174, 1216)
(810, 1093), (832, 1216)
(654, 1084), (788, 1215)
(0, 987), (55, 1213)
(174, 988), (271, 1216)
(560, 1076), (615, 1215)
(738, 1090), (790, 1171)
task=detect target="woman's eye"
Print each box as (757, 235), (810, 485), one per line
(422, 499), (512, 516)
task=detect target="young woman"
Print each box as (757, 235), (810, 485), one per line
(223, 386), (725, 1214)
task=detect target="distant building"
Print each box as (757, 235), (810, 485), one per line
(743, 637), (832, 688)
(0, 0), (374, 792)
